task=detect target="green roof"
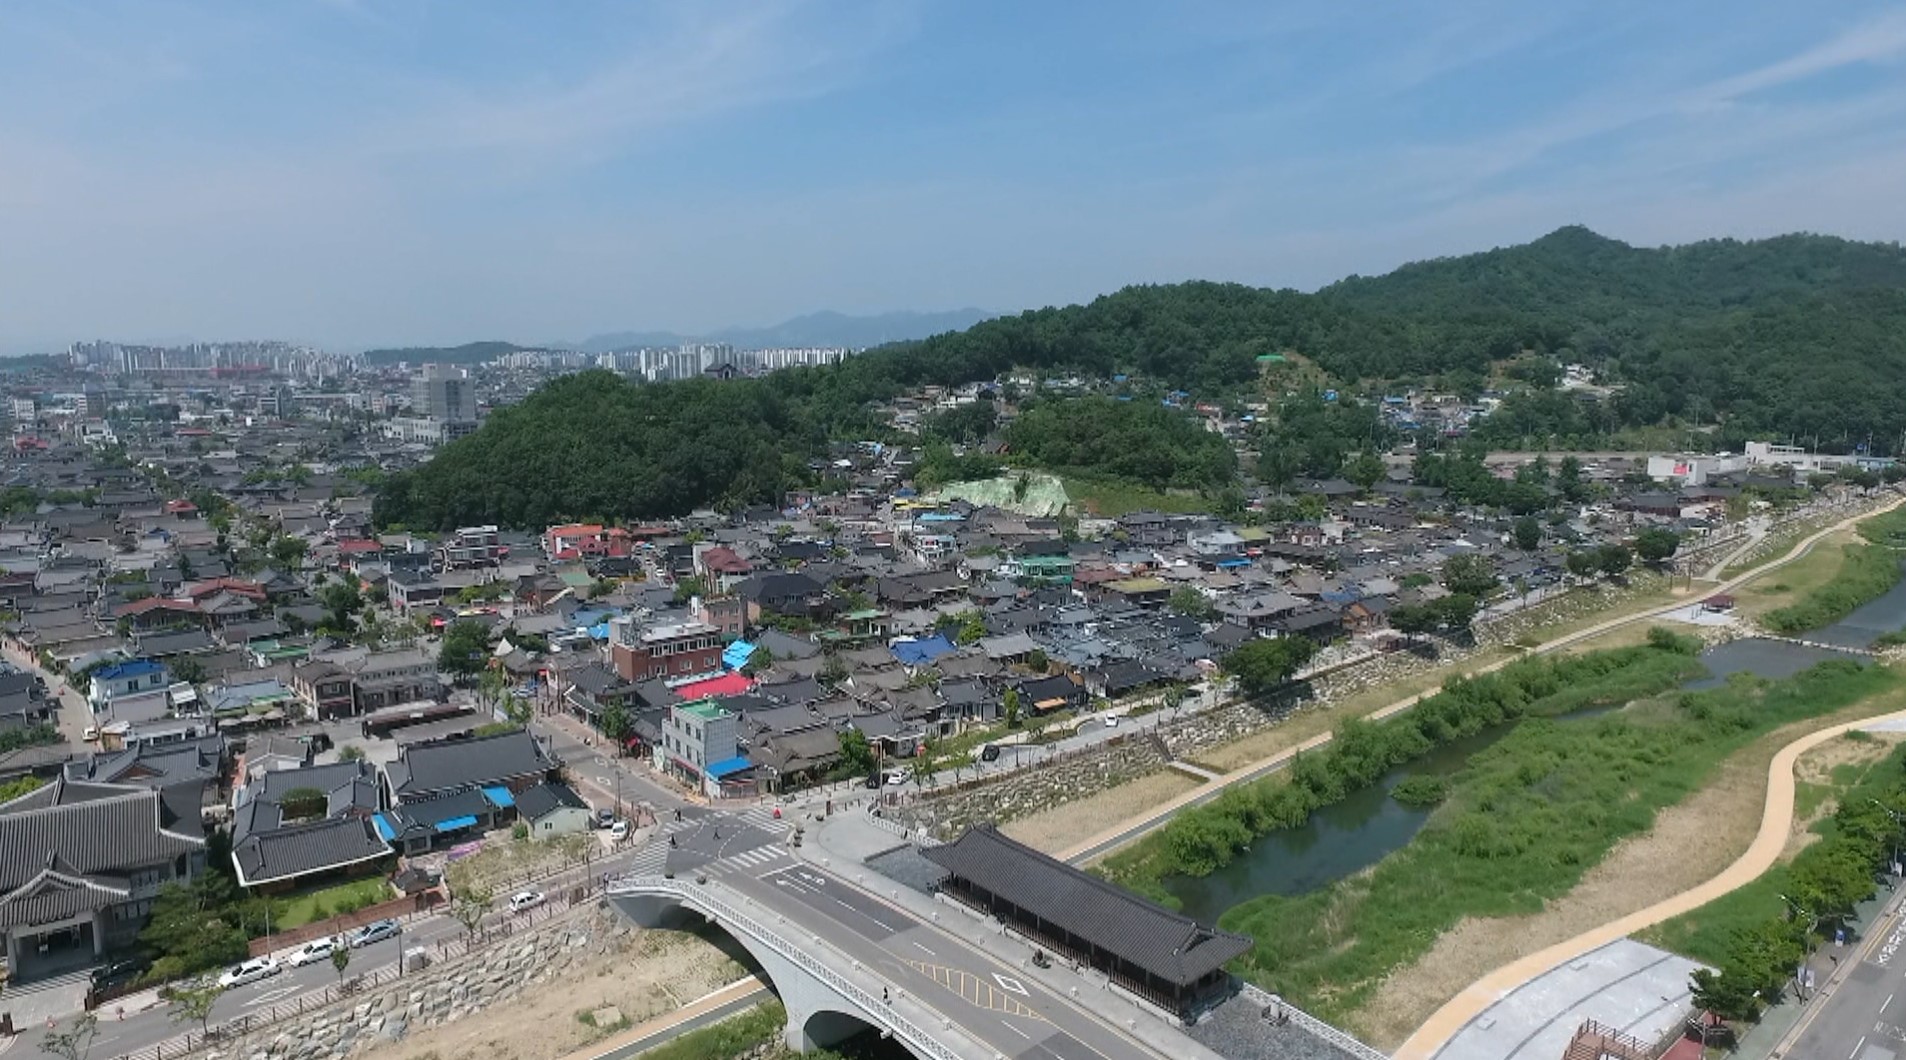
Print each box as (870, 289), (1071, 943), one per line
(844, 609), (886, 620)
(678, 700), (730, 721)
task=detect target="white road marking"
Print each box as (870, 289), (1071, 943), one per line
(1000, 1020), (1032, 1040)
(912, 941), (937, 956)
(1888, 993), (1897, 1014)
(1852, 1035), (1868, 1060)
(247, 985), (300, 1006)
(994, 973), (1029, 996)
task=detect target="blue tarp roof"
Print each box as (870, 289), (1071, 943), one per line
(891, 634), (957, 667)
(371, 814), (396, 842)
(481, 785), (515, 808)
(1216, 558), (1252, 569)
(587, 622), (611, 640)
(435, 815), (479, 833)
(722, 640), (756, 671)
(705, 756), (754, 779)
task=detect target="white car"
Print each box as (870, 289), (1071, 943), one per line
(285, 937), (340, 967)
(1102, 715), (1120, 728)
(608, 819), (630, 840)
(508, 890), (546, 914)
(217, 958), (280, 988)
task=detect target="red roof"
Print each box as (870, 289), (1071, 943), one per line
(114, 597), (200, 618)
(337, 539), (382, 555)
(163, 499), (198, 514)
(181, 577), (266, 601)
(672, 673), (753, 700)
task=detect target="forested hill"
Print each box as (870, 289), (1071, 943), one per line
(374, 227), (1906, 529)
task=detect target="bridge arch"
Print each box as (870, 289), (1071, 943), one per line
(606, 882), (936, 1059)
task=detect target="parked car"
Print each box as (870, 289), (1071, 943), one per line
(286, 937), (341, 967)
(979, 744), (1000, 763)
(1102, 715), (1120, 728)
(608, 819), (630, 840)
(217, 958), (280, 988)
(594, 807), (616, 828)
(349, 919), (400, 948)
(883, 768), (909, 786)
(508, 890), (546, 914)
(90, 957), (151, 991)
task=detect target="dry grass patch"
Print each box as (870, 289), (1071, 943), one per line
(1003, 769), (1199, 854)
(1348, 690), (1906, 1050)
(1735, 529), (1856, 619)
(380, 924), (744, 1060)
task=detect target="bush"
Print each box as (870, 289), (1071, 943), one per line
(1391, 775), (1450, 807)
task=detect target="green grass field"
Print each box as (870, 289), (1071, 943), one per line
(275, 877), (391, 931)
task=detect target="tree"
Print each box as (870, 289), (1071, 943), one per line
(1566, 550), (1600, 581)
(1387, 603), (1438, 639)
(1634, 527), (1682, 566)
(599, 703), (629, 749)
(317, 579), (363, 634)
(1512, 516), (1542, 552)
(438, 619), (491, 679)
(1168, 586), (1216, 620)
(1597, 543), (1634, 577)
(1441, 554), (1499, 598)
(1224, 637), (1318, 697)
(167, 979), (225, 1039)
(338, 744), (366, 762)
(1003, 688), (1021, 729)
(270, 535), (308, 568)
(819, 652), (848, 687)
(140, 879), (248, 982)
(446, 880), (494, 942)
(671, 576), (707, 605)
(41, 1012), (100, 1060)
(1024, 649), (1048, 674)
(1689, 967), (1761, 1024)
(740, 645), (774, 677)
(1436, 592), (1481, 630)
(170, 657), (206, 685)
(1344, 451), (1387, 491)
(331, 942), (351, 989)
(838, 728), (876, 776)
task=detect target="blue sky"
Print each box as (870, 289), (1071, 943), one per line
(1, 1), (1903, 352)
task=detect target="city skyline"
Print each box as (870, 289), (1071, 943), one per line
(2, 1), (1904, 353)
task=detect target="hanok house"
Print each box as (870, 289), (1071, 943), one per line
(229, 761), (392, 892)
(923, 824), (1250, 1016)
(0, 775), (208, 979)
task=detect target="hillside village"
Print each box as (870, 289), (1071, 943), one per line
(0, 366), (1894, 995)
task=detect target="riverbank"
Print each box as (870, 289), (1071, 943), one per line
(1199, 660), (1902, 1037)
(1358, 681), (1906, 1047)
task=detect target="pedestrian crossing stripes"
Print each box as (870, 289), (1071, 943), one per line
(720, 846), (789, 870)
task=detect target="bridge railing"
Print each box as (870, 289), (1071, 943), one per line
(611, 874), (964, 1060)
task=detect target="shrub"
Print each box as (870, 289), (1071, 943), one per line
(1391, 775), (1449, 807)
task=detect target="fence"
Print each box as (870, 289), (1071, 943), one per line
(99, 881), (603, 1060)
(612, 874), (965, 1060)
(245, 890), (443, 958)
(1238, 984), (1391, 1060)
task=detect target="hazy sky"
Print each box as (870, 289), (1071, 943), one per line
(3, 1), (1904, 353)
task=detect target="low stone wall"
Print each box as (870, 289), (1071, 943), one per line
(212, 905), (629, 1060)
(888, 736), (1171, 839)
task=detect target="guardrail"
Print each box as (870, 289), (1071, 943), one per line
(610, 874), (965, 1060)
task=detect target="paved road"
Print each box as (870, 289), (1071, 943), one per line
(640, 809), (1171, 1060)
(1784, 891), (1906, 1060)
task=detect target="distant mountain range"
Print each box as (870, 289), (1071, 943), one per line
(361, 308), (992, 365)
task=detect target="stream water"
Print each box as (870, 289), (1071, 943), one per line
(1160, 560), (1906, 923)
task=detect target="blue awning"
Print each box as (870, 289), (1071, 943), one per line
(481, 785), (515, 808)
(435, 815), (479, 833)
(705, 756), (754, 780)
(371, 814), (396, 842)
(722, 640), (756, 671)
(1217, 558), (1251, 569)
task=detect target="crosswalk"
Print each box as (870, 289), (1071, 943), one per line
(714, 845), (791, 874)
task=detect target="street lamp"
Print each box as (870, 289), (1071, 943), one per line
(1872, 799), (1906, 876)
(1778, 894), (1824, 999)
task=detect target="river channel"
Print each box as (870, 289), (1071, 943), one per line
(1162, 561), (1906, 924)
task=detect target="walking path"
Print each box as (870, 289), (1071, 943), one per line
(1058, 492), (1906, 866)
(1392, 705), (1906, 1060)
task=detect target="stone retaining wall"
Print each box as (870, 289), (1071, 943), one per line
(888, 736), (1171, 839)
(208, 905), (629, 1060)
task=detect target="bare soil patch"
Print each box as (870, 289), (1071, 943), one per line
(1350, 704), (1906, 1050)
(380, 922), (746, 1060)
(1002, 770), (1199, 854)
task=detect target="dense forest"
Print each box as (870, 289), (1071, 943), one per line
(375, 227), (1906, 528)
(1004, 397), (1236, 491)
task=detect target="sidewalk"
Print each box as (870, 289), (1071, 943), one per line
(1732, 879), (1906, 1060)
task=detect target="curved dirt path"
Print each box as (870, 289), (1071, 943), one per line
(1391, 704), (1906, 1060)
(1060, 494), (1905, 866)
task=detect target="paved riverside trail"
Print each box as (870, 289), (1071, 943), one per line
(1061, 493), (1906, 867)
(1393, 706), (1906, 1060)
